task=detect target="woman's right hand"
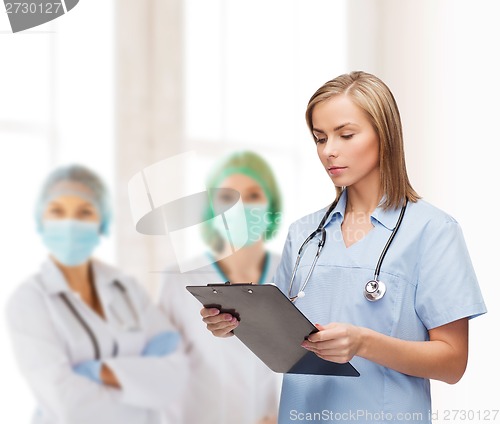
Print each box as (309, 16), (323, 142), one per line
(200, 308), (239, 337)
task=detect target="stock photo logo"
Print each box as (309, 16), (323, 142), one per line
(4, 1), (79, 33)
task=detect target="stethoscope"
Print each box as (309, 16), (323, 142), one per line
(288, 196), (407, 303)
(60, 280), (140, 360)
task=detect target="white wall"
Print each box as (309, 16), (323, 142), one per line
(348, 0), (499, 419)
(183, 0), (349, 254)
(0, 1), (115, 421)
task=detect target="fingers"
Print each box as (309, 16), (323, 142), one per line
(201, 308), (236, 325)
(302, 323), (360, 363)
(200, 307), (221, 319)
(209, 319), (239, 337)
(302, 339), (344, 353)
(308, 323), (343, 342)
(200, 307), (239, 338)
(302, 339), (353, 363)
(314, 323), (326, 331)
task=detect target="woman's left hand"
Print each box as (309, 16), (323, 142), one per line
(100, 363), (121, 388)
(301, 323), (364, 363)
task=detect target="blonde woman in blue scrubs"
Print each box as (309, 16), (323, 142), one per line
(202, 71), (487, 423)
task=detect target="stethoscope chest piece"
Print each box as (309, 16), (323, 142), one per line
(364, 280), (386, 302)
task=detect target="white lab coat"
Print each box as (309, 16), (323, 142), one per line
(158, 252), (282, 424)
(5, 258), (187, 424)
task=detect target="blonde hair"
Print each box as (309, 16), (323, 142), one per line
(305, 71), (420, 209)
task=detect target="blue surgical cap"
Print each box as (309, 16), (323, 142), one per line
(35, 164), (112, 235)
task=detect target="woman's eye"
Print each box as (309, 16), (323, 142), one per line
(48, 208), (63, 215)
(314, 137), (327, 144)
(341, 134), (354, 140)
(216, 194), (236, 203)
(248, 192), (264, 201)
(78, 209), (98, 219)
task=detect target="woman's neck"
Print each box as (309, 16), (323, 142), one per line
(52, 258), (105, 318)
(215, 241), (267, 284)
(52, 257), (92, 292)
(346, 188), (383, 214)
(345, 171), (383, 214)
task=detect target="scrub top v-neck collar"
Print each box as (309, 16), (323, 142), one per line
(322, 190), (406, 231)
(208, 251), (270, 285)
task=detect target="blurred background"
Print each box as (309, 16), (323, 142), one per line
(1, 0), (499, 421)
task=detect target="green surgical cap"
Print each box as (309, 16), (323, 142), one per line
(203, 151), (282, 249)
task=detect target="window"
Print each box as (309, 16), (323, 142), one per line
(183, 0), (349, 252)
(0, 2), (114, 421)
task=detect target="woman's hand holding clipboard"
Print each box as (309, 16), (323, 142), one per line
(188, 283), (359, 377)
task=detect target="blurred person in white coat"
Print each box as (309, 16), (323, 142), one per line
(5, 164), (187, 424)
(159, 151), (283, 424)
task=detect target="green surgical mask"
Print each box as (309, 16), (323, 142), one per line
(213, 203), (270, 249)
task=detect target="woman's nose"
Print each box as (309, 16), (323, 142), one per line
(321, 137), (340, 158)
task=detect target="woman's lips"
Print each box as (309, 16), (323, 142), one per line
(328, 166), (347, 177)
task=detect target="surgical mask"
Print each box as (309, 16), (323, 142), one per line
(214, 203), (269, 248)
(41, 220), (100, 266)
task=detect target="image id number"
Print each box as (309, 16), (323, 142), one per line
(442, 410), (499, 421)
(5, 3), (63, 14)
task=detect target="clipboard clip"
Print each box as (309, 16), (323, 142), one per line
(207, 281), (255, 287)
(207, 281), (232, 287)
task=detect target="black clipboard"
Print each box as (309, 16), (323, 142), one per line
(186, 283), (359, 377)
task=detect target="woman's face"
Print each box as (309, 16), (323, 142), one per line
(214, 173), (268, 206)
(312, 95), (380, 189)
(211, 173), (269, 249)
(43, 195), (100, 223)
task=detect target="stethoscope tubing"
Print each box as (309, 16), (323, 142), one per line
(287, 200), (338, 301)
(373, 201), (407, 280)
(288, 196), (407, 302)
(60, 280), (139, 360)
(60, 292), (102, 360)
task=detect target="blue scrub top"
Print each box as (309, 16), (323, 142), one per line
(272, 190), (486, 424)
